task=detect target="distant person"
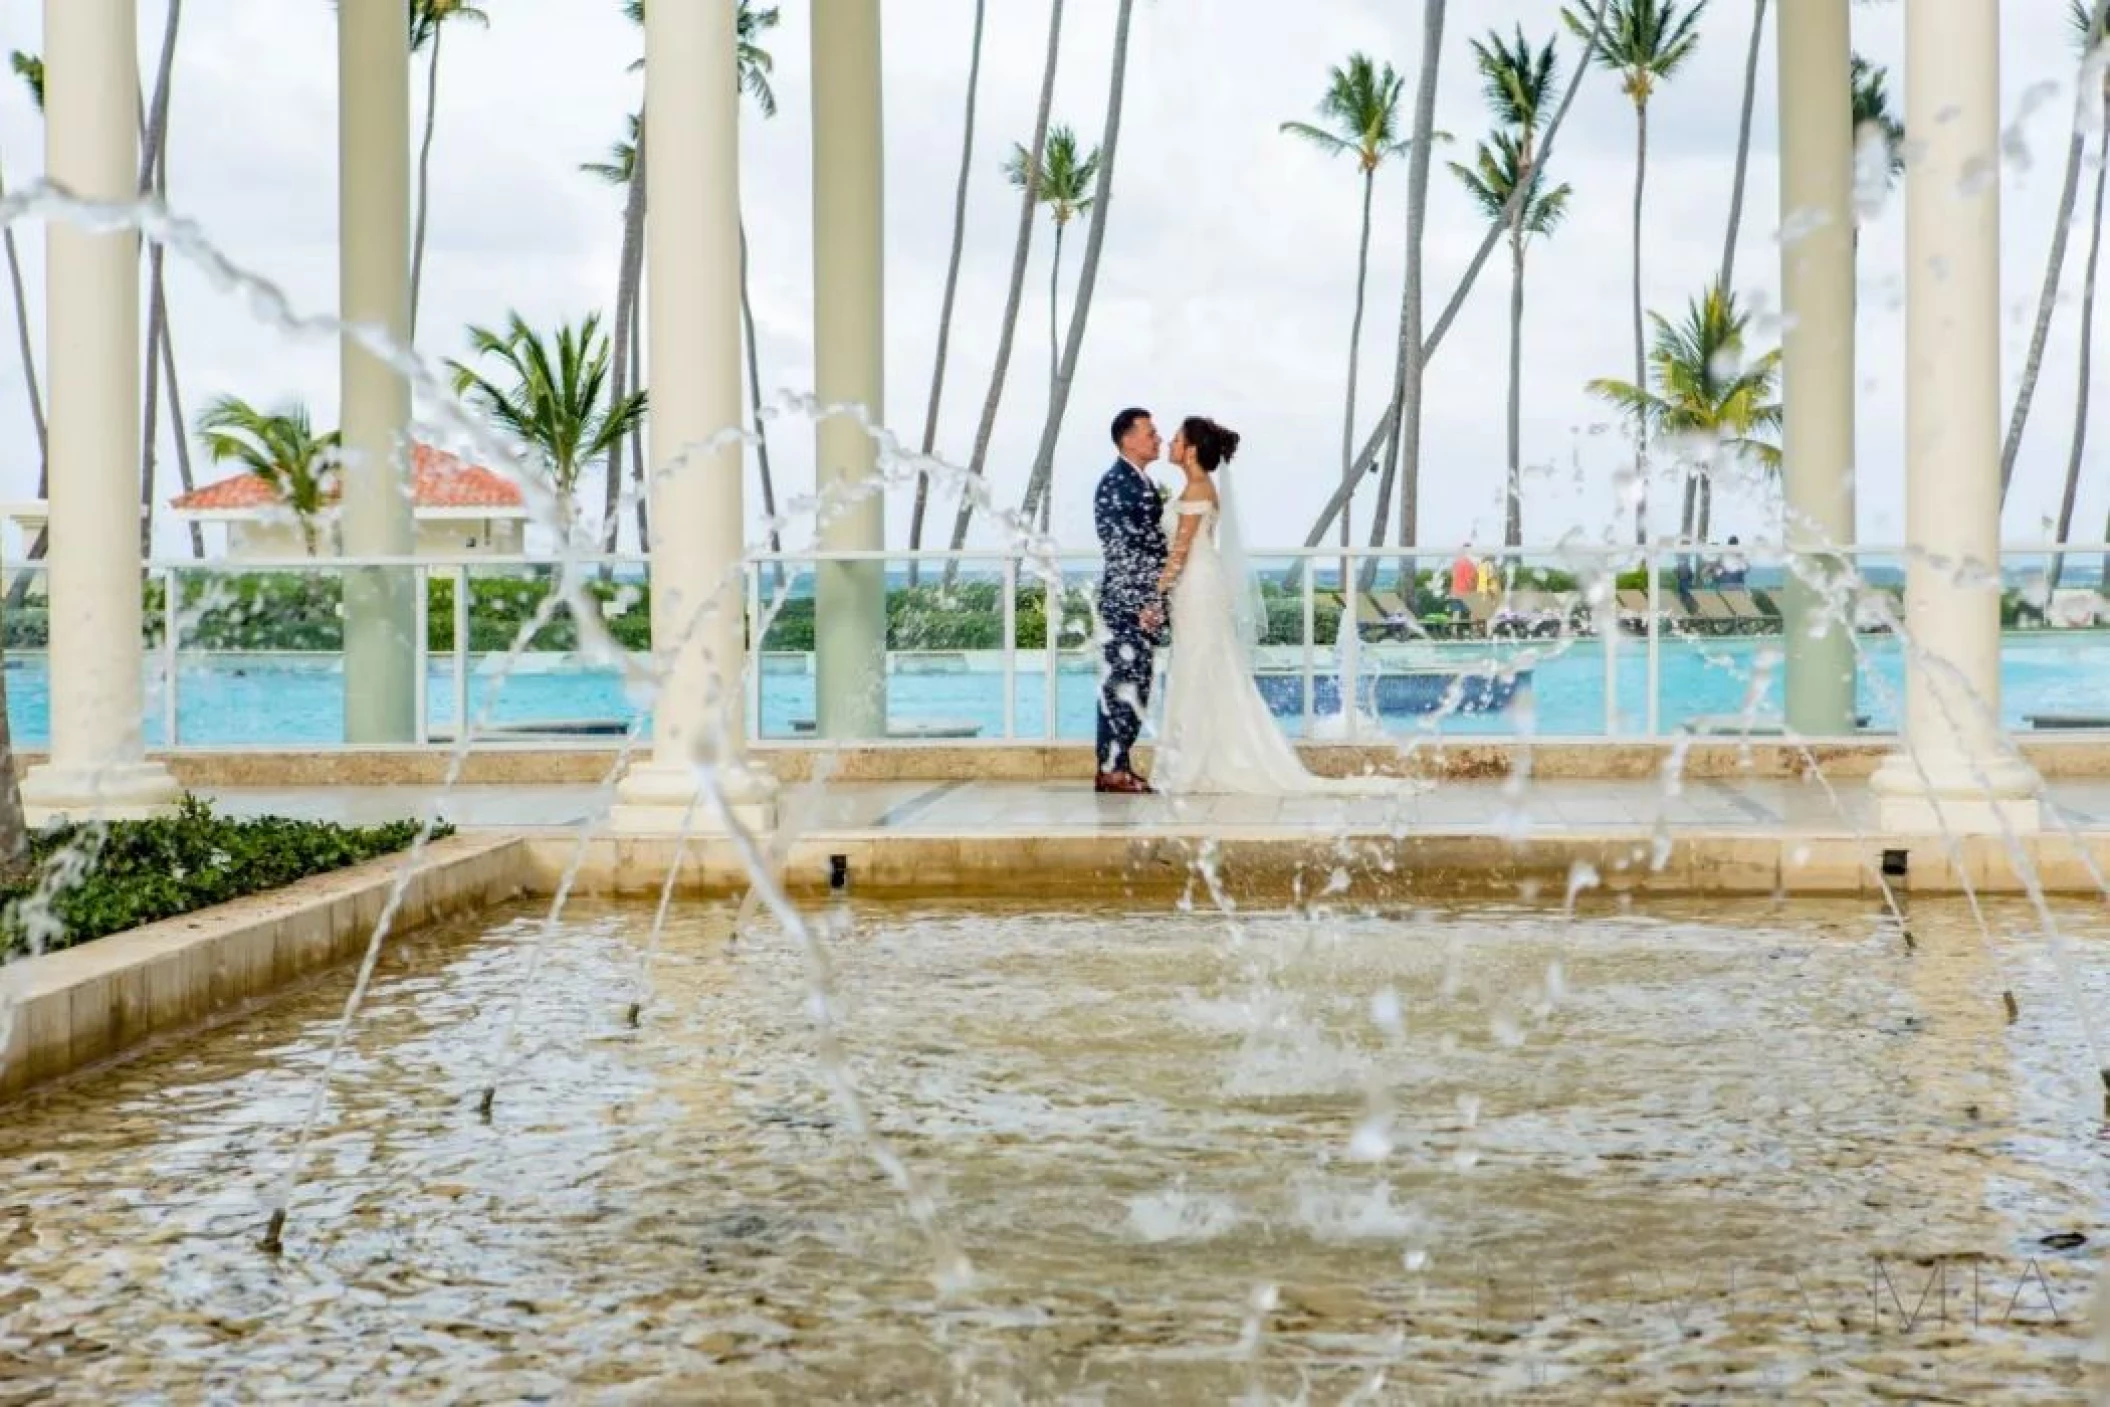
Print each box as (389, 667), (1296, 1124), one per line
(1718, 536), (1748, 588)
(1447, 546), (1475, 618)
(1475, 557), (1498, 599)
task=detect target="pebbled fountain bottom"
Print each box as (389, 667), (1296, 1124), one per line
(1, 894), (2104, 1401)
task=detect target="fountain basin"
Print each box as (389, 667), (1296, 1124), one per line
(0, 894), (2097, 1400)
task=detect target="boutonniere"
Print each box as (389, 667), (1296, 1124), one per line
(1153, 481), (1170, 504)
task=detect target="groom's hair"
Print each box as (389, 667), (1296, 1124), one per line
(1111, 407), (1151, 447)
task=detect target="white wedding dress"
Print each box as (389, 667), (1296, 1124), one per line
(1151, 495), (1429, 798)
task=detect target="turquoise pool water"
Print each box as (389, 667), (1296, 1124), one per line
(3, 634), (2103, 747)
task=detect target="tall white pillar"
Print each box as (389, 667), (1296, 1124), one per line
(1870, 0), (2041, 833)
(1774, 0), (1857, 737)
(21, 0), (180, 823)
(811, 0), (888, 738)
(337, 0), (417, 743)
(611, 0), (776, 833)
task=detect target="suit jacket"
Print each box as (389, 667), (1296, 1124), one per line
(1094, 458), (1168, 632)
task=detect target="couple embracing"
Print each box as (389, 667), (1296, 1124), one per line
(1090, 407), (1426, 800)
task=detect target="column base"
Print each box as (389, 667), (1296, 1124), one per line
(609, 758), (778, 835)
(1868, 749), (2043, 836)
(20, 760), (185, 826)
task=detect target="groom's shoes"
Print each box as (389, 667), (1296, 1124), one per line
(1095, 770), (1155, 795)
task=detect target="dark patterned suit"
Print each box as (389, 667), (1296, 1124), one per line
(1093, 458), (1168, 775)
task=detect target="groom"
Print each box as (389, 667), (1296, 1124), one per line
(1092, 407), (1168, 794)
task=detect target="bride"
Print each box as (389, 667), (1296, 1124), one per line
(1150, 415), (1429, 798)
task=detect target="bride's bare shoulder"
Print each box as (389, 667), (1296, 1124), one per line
(1176, 481), (1219, 507)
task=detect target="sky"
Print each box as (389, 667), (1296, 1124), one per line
(0, 0), (2101, 567)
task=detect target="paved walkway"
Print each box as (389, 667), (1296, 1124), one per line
(201, 777), (2110, 838)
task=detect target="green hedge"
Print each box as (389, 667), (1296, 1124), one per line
(2, 795), (449, 957)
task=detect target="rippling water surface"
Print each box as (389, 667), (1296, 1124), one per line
(1, 895), (2105, 1401)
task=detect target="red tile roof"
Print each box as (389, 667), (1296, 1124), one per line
(170, 443), (525, 513)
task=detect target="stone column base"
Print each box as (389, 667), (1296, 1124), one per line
(21, 760), (184, 826)
(608, 758), (778, 835)
(1869, 750), (2043, 836)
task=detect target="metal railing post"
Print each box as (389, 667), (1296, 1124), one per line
(161, 567), (180, 748)
(412, 563), (430, 745)
(1645, 539), (1662, 737)
(1300, 556), (1316, 738)
(1000, 555), (1018, 740)
(451, 564), (470, 743)
(1341, 567), (1362, 739)
(1043, 562), (1062, 741)
(747, 560), (764, 743)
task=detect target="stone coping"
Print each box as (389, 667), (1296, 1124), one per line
(0, 834), (524, 1103)
(12, 735), (2110, 787)
(534, 828), (2110, 902)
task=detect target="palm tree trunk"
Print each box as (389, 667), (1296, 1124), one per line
(1304, 0), (1607, 553)
(1696, 472), (1713, 544)
(408, 21), (443, 341)
(2004, 132), (2088, 506)
(157, 275), (204, 557)
(1629, 99), (1650, 545)
(602, 117), (646, 554)
(1339, 166), (1374, 589)
(1035, 218), (1064, 535)
(136, 0), (182, 558)
(907, 0), (987, 585)
(1506, 231), (1525, 548)
(0, 162), (46, 506)
(1718, 0), (1768, 291)
(945, 0), (1064, 580)
(630, 281), (648, 551)
(740, 220), (783, 586)
(1391, 0), (1446, 596)
(2052, 101), (2110, 591)
(1017, 0), (1137, 540)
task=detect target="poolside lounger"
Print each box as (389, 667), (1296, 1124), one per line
(2025, 713), (2110, 731)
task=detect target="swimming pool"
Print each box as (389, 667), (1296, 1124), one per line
(3, 632), (2104, 747)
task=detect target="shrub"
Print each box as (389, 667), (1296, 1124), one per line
(2, 795), (449, 957)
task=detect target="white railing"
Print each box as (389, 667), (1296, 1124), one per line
(3, 537), (2107, 748)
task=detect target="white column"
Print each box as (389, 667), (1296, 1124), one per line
(1870, 0), (2040, 833)
(1774, 0), (1857, 737)
(611, 0), (776, 833)
(811, 0), (888, 738)
(21, 0), (180, 823)
(337, 0), (417, 743)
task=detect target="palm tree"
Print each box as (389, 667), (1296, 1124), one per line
(197, 396), (342, 557)
(1365, 26), (1556, 558)
(2054, 0), (2110, 589)
(604, 1), (778, 556)
(907, 0), (987, 586)
(947, 0), (1065, 577)
(448, 311), (647, 538)
(1281, 53), (1411, 582)
(1016, 0), (1138, 544)
(1586, 284), (1783, 531)
(407, 0), (488, 342)
(1849, 53), (1905, 236)
(2006, 0), (2110, 507)
(1299, 2), (1613, 560)
(1452, 129), (1572, 547)
(1564, 0), (1707, 546)
(1006, 123), (1100, 532)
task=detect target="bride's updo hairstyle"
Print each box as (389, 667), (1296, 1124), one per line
(1179, 416), (1241, 473)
